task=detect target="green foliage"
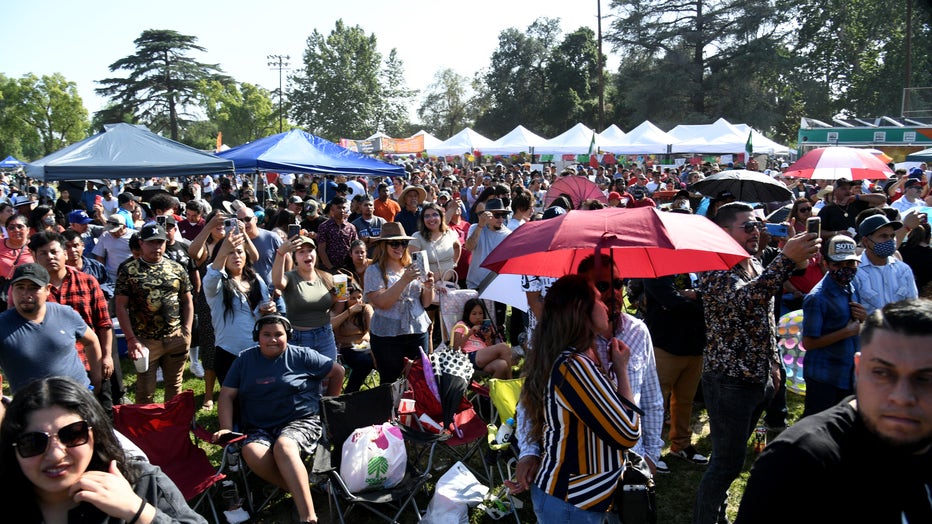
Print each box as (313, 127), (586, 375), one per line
(96, 29), (231, 141)
(199, 80), (278, 147)
(0, 73), (88, 159)
(289, 20), (414, 141)
(418, 68), (473, 138)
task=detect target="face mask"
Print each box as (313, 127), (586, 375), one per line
(870, 239), (897, 258)
(42, 216), (57, 227)
(829, 266), (857, 286)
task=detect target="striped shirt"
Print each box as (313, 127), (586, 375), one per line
(534, 350), (640, 513)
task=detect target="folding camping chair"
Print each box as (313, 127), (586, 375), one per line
(403, 355), (491, 483)
(312, 377), (442, 523)
(112, 390), (226, 523)
(481, 377), (527, 523)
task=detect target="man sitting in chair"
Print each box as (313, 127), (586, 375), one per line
(213, 315), (344, 524)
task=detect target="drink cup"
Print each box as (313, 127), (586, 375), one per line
(133, 346), (150, 373)
(333, 274), (348, 302)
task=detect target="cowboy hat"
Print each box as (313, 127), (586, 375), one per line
(399, 185), (427, 204)
(375, 222), (413, 241)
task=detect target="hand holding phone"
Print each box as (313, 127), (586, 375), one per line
(288, 224), (301, 238)
(806, 217), (821, 237)
(224, 218), (235, 235)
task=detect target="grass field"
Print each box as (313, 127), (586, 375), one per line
(114, 356), (805, 524)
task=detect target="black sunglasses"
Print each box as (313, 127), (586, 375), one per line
(595, 278), (626, 293)
(491, 212), (509, 218)
(241, 216), (254, 223)
(387, 240), (409, 248)
(14, 420), (92, 458)
(739, 221), (766, 233)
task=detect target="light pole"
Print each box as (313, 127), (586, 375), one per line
(597, 0), (604, 131)
(267, 54), (290, 133)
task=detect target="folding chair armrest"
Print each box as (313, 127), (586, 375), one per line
(398, 424), (451, 445)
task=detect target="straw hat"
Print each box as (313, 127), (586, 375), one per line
(399, 185), (427, 204)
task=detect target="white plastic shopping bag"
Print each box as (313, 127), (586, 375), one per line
(421, 461), (489, 524)
(340, 422), (406, 492)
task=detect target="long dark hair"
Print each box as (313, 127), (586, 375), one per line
(521, 274), (599, 443)
(460, 298), (485, 326)
(220, 256), (264, 323)
(0, 377), (140, 515)
(417, 202), (449, 238)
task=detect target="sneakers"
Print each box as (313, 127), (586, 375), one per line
(190, 360), (205, 378)
(655, 459), (670, 473)
(670, 445), (709, 465)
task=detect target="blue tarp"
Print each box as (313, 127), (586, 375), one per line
(217, 129), (405, 178)
(0, 156), (25, 169)
(26, 123), (234, 181)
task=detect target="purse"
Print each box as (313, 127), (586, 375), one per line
(614, 450), (657, 524)
(432, 268), (459, 306)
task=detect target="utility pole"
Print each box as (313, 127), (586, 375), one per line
(597, 0), (605, 131)
(267, 54), (290, 133)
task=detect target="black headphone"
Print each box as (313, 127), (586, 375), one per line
(252, 314), (293, 342)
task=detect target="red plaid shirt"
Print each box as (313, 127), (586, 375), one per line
(47, 266), (112, 370)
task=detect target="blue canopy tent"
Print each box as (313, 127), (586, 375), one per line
(906, 147), (932, 162)
(216, 129), (405, 178)
(0, 156), (26, 169)
(26, 123), (234, 181)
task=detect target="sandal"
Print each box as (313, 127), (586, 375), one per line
(201, 400), (214, 411)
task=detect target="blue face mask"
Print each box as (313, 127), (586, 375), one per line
(870, 238), (897, 258)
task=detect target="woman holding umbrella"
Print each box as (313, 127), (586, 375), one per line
(364, 223), (434, 385)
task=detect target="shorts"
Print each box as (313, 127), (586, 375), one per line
(467, 351), (478, 367)
(243, 416), (323, 457)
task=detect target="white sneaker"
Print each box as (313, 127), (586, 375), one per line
(156, 368), (164, 383)
(190, 360), (205, 378)
(655, 459), (670, 473)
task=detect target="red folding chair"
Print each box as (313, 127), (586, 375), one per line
(112, 390), (225, 522)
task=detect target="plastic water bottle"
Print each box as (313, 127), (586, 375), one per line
(496, 417), (515, 445)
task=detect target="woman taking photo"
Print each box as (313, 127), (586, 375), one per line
(0, 376), (206, 524)
(272, 234), (343, 362)
(203, 229), (282, 384)
(409, 202), (461, 348)
(513, 274), (640, 522)
(364, 223), (434, 384)
(331, 281), (375, 393)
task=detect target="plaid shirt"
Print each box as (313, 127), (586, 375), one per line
(47, 266), (112, 370)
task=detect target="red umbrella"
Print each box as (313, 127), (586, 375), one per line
(481, 207), (749, 278)
(544, 175), (607, 209)
(783, 147), (893, 181)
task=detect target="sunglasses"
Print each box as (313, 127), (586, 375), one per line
(797, 207), (812, 213)
(14, 420), (92, 458)
(241, 216), (254, 223)
(386, 240), (409, 248)
(491, 212), (509, 219)
(595, 278), (626, 293)
(739, 221), (767, 233)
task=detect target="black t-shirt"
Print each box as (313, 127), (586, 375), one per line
(817, 200), (872, 233)
(736, 398), (932, 524)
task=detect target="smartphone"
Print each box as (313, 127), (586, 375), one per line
(481, 319), (492, 332)
(288, 224), (301, 238)
(155, 215), (166, 227)
(765, 223), (788, 237)
(806, 217), (821, 237)
(223, 218), (235, 235)
(411, 251), (428, 281)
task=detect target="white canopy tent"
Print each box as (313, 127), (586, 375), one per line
(409, 129), (443, 150)
(598, 124), (627, 150)
(731, 123), (791, 155)
(425, 127), (494, 157)
(536, 122), (599, 155)
(612, 120), (678, 154)
(669, 118), (790, 154)
(483, 125), (549, 155)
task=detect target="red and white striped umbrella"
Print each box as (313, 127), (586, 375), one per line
(784, 146), (893, 181)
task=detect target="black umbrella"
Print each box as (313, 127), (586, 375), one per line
(692, 170), (793, 203)
(431, 347), (473, 429)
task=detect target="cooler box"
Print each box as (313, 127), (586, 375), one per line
(112, 317), (128, 358)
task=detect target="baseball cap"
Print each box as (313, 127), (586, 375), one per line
(10, 263), (50, 287)
(908, 167), (924, 179)
(106, 214), (126, 232)
(68, 210), (93, 224)
(823, 235), (860, 262)
(139, 223), (167, 241)
(858, 214), (902, 238)
(288, 195), (304, 205)
(118, 192), (140, 204)
(542, 206), (567, 220)
(608, 191), (622, 200)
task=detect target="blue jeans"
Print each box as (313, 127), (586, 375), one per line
(530, 484), (620, 524)
(693, 371), (774, 524)
(291, 324), (338, 362)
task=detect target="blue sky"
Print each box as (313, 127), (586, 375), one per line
(1, 0), (612, 118)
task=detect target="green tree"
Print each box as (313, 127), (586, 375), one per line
(607, 0), (789, 129)
(199, 80), (278, 146)
(1, 73), (88, 158)
(418, 68), (473, 138)
(289, 20), (384, 140)
(96, 29), (230, 141)
(377, 49), (417, 137)
(546, 27), (603, 132)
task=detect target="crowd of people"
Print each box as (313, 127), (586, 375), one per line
(0, 156), (930, 522)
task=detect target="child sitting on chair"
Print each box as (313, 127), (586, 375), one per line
(450, 298), (513, 379)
